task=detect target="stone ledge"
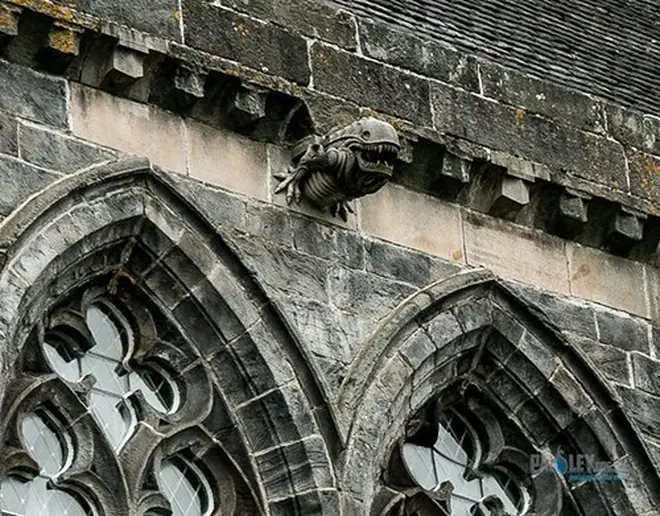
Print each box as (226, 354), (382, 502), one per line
(1, 0), (658, 220)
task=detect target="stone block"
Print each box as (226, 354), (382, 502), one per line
(310, 43), (432, 126)
(222, 0), (357, 49)
(186, 120), (268, 200)
(568, 244), (648, 319)
(616, 387), (660, 441)
(51, 0), (181, 41)
(328, 266), (416, 316)
(398, 328), (434, 370)
(431, 83), (628, 190)
(19, 123), (115, 172)
(0, 156), (59, 217)
(292, 215), (337, 260)
(70, 84), (186, 174)
(632, 353), (660, 396)
(425, 311), (463, 350)
(647, 265), (660, 325)
(360, 183), (464, 263)
(334, 229), (365, 270)
(235, 384), (316, 452)
(0, 60), (68, 128)
(164, 173), (247, 232)
(463, 211), (570, 295)
(606, 103), (660, 156)
(595, 309), (650, 353)
(480, 62), (605, 132)
(626, 151), (660, 208)
(0, 111), (17, 156)
(502, 281), (597, 338)
(358, 18), (479, 91)
(365, 239), (434, 286)
(183, 0), (310, 85)
(255, 436), (334, 500)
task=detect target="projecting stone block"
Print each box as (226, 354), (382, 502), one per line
(559, 188), (591, 223)
(228, 84), (268, 128)
(607, 206), (647, 251)
(174, 64), (207, 99)
(431, 83), (628, 190)
(183, 0), (310, 85)
(311, 42), (432, 126)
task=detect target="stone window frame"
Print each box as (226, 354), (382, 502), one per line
(0, 158), (342, 516)
(338, 270), (660, 515)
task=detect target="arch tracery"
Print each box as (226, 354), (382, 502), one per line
(0, 158), (341, 515)
(339, 271), (660, 515)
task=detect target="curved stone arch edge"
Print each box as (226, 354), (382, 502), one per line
(0, 157), (343, 514)
(336, 269), (660, 513)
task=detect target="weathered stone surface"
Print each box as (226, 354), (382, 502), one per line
(632, 353), (660, 396)
(0, 156), (60, 216)
(480, 62), (605, 132)
(52, 0), (181, 40)
(183, 0), (310, 85)
(595, 309), (649, 353)
(292, 215), (336, 260)
(616, 387), (660, 441)
(606, 103), (660, 156)
(186, 120), (269, 200)
(569, 333), (631, 386)
(502, 280), (597, 338)
(0, 111), (17, 156)
(360, 183), (464, 263)
(256, 436), (334, 499)
(334, 229), (365, 270)
(431, 83), (628, 190)
(223, 0), (357, 49)
(270, 489), (341, 516)
(311, 43), (432, 126)
(71, 84), (187, 174)
(19, 124), (115, 172)
(626, 151), (660, 210)
(0, 60), (68, 128)
(358, 18), (479, 91)
(399, 328), (435, 369)
(568, 244), (648, 318)
(328, 266), (416, 316)
(464, 211), (570, 295)
(365, 238), (458, 287)
(245, 203), (293, 245)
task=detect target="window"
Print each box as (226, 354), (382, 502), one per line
(1, 410), (90, 516)
(402, 409), (526, 515)
(0, 285), (243, 516)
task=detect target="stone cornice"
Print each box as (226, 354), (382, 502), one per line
(0, 0), (658, 267)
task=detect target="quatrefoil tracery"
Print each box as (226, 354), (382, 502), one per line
(43, 300), (178, 451)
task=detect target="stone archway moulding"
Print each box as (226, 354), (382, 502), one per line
(0, 157), (342, 516)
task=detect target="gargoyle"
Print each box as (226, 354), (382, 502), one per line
(273, 117), (401, 220)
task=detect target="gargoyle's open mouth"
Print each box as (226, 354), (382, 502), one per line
(354, 143), (399, 175)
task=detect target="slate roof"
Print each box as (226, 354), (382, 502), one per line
(331, 0), (660, 116)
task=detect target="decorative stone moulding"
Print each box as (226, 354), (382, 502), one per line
(273, 117), (401, 220)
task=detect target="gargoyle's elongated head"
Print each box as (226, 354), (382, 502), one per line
(329, 117), (401, 176)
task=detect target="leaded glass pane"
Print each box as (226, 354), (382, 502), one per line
(159, 458), (211, 516)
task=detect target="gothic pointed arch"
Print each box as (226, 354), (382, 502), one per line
(0, 158), (341, 515)
(338, 270), (660, 515)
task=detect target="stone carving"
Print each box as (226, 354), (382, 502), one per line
(274, 117), (400, 220)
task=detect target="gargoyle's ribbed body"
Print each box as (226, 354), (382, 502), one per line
(274, 117), (400, 220)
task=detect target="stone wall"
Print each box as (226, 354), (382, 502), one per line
(0, 0), (658, 514)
